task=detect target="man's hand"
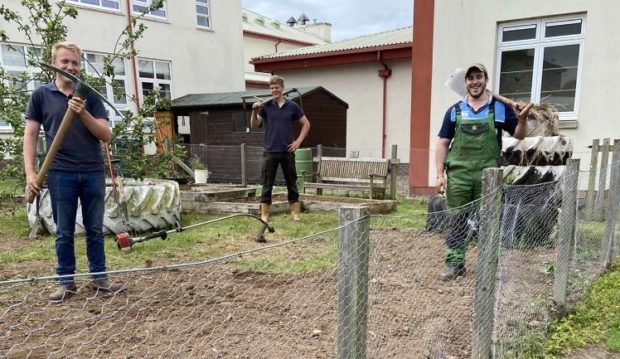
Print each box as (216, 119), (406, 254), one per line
(436, 175), (445, 194)
(26, 172), (41, 197)
(68, 97), (86, 116)
(252, 101), (263, 111)
(515, 101), (534, 122)
(287, 140), (301, 152)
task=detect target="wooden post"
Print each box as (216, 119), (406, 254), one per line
(553, 159), (580, 306)
(337, 206), (369, 359)
(594, 138), (610, 221)
(471, 168), (503, 359)
(317, 145), (323, 195)
(240, 143), (247, 187)
(390, 144), (398, 200)
(585, 139), (600, 220)
(601, 140), (620, 266)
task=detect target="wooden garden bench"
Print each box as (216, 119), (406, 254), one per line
(301, 157), (390, 199)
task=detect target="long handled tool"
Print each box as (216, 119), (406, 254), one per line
(114, 213), (276, 252)
(26, 62), (124, 204)
(445, 67), (534, 119)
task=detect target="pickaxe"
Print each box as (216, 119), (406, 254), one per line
(26, 62), (123, 204)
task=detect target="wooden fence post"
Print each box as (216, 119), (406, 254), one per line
(472, 168), (503, 359)
(240, 143), (247, 187)
(317, 145), (323, 195)
(585, 139), (600, 220)
(337, 206), (369, 359)
(601, 140), (620, 266)
(594, 138), (611, 221)
(390, 144), (398, 199)
(553, 158), (580, 306)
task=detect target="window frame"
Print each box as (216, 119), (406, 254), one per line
(495, 15), (586, 120)
(66, 0), (121, 12)
(0, 43), (43, 130)
(82, 52), (129, 128)
(133, 0), (167, 19)
(196, 0), (212, 29)
(137, 58), (173, 102)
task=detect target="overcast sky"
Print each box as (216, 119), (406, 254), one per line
(241, 0), (413, 42)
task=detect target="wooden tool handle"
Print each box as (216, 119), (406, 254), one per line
(26, 100), (79, 204)
(492, 93), (518, 107)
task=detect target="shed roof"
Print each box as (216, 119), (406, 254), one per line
(171, 86), (348, 109)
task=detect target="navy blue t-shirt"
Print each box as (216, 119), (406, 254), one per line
(437, 97), (518, 147)
(258, 98), (304, 152)
(26, 82), (109, 172)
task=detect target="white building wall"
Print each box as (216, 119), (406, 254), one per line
(3, 0), (244, 102)
(431, 0), (620, 182)
(270, 60), (412, 162)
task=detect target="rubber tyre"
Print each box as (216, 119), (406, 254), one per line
(27, 178), (181, 235)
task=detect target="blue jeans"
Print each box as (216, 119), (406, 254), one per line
(47, 170), (106, 284)
(260, 151), (299, 204)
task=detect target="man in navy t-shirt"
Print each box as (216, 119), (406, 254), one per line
(24, 41), (124, 301)
(251, 75), (310, 224)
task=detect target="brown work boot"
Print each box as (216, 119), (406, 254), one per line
(260, 203), (270, 223)
(291, 202), (301, 222)
(49, 283), (78, 302)
(440, 264), (466, 281)
(91, 279), (125, 293)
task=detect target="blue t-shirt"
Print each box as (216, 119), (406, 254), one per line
(437, 97), (518, 147)
(26, 82), (109, 172)
(258, 98), (304, 152)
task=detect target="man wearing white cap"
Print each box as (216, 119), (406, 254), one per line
(435, 63), (531, 280)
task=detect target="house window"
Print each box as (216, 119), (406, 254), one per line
(82, 52), (129, 127)
(66, 0), (120, 11)
(0, 44), (43, 129)
(138, 59), (172, 100)
(133, 0), (167, 19)
(196, 0), (211, 28)
(496, 16), (585, 120)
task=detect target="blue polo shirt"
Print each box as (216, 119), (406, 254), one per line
(437, 96), (518, 147)
(26, 82), (109, 172)
(258, 98), (304, 152)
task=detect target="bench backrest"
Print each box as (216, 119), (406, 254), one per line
(318, 157), (390, 184)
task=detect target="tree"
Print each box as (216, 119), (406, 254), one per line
(0, 0), (185, 181)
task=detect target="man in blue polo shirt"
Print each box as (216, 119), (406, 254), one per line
(435, 63), (531, 280)
(24, 41), (123, 301)
(251, 75), (310, 224)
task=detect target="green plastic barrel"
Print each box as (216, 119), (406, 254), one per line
(295, 148), (313, 190)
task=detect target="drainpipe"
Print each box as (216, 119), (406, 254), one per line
(377, 51), (392, 158)
(125, 0), (141, 107)
(275, 38), (283, 53)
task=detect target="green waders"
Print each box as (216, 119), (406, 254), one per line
(444, 101), (500, 267)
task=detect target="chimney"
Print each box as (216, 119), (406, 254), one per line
(298, 13), (309, 25)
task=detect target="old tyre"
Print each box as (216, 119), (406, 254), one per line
(27, 178), (181, 235)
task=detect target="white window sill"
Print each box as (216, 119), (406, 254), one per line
(559, 120), (578, 129)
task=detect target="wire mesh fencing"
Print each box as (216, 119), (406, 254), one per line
(1, 157), (619, 358)
(0, 229), (343, 358)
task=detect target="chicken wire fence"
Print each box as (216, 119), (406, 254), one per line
(2, 160), (620, 358)
(183, 144), (347, 185)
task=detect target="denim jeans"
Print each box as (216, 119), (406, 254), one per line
(47, 170), (106, 283)
(260, 151), (299, 204)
